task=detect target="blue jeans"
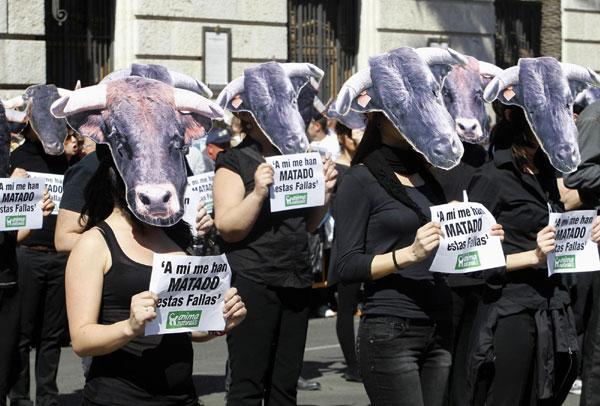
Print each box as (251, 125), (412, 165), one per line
(357, 316), (452, 406)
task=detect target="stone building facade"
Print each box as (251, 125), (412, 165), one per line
(0, 0), (599, 100)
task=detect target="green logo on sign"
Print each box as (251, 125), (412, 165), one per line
(206, 201), (213, 213)
(5, 215), (26, 228)
(455, 251), (481, 270)
(285, 193), (308, 207)
(554, 255), (576, 270)
(167, 310), (202, 329)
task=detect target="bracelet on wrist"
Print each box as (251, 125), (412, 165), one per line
(392, 249), (402, 270)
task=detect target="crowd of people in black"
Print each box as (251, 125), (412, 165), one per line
(1, 47), (600, 406)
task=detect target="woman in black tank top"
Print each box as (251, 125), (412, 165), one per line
(64, 152), (247, 406)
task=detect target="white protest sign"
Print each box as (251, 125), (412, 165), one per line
(182, 172), (214, 236)
(0, 177), (45, 231)
(28, 172), (63, 215)
(429, 202), (505, 273)
(547, 210), (600, 275)
(265, 152), (325, 212)
(145, 253), (231, 336)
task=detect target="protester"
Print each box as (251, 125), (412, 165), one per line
(63, 132), (79, 164)
(327, 113), (364, 383)
(563, 99), (600, 405)
(213, 61), (336, 405)
(332, 46), (502, 406)
(308, 113), (341, 160)
(187, 125), (231, 175)
(64, 148), (246, 405)
(465, 102), (599, 405)
(8, 123), (71, 406)
(0, 169), (54, 406)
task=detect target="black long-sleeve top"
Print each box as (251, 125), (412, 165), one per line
(467, 148), (570, 309)
(333, 165), (450, 320)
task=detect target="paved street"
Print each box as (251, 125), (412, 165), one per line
(40, 317), (580, 405)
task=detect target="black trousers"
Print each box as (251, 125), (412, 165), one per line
(448, 285), (482, 406)
(336, 282), (361, 372)
(9, 248), (68, 406)
(0, 287), (20, 406)
(226, 274), (311, 406)
(484, 311), (576, 406)
(357, 316), (452, 406)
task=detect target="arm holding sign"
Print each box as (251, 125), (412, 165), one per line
(304, 154), (338, 232)
(191, 287), (247, 342)
(214, 163), (273, 243)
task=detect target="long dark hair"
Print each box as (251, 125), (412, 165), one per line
(351, 112), (445, 224)
(81, 144), (193, 251)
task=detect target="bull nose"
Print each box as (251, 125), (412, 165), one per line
(432, 137), (462, 157)
(136, 187), (173, 207)
(455, 118), (482, 140)
(554, 145), (580, 168)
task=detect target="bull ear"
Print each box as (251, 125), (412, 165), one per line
(429, 64), (454, 86)
(568, 81), (591, 102)
(63, 112), (105, 143)
(180, 113), (211, 146)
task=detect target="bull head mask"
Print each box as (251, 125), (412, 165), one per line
(336, 47), (468, 170)
(442, 56), (503, 144)
(2, 85), (71, 155)
(0, 103), (28, 177)
(484, 57), (600, 173)
(326, 101), (366, 131)
(51, 74), (223, 227)
(217, 62), (324, 155)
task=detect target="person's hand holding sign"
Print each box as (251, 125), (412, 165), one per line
(10, 167), (28, 179)
(196, 200), (213, 237)
(535, 225), (556, 263)
(223, 287), (247, 331)
(253, 163), (274, 201)
(490, 224), (505, 242)
(409, 222), (444, 263)
(41, 188), (55, 217)
(127, 291), (158, 337)
(322, 153), (338, 195)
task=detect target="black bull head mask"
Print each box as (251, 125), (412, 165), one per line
(2, 85), (70, 155)
(51, 76), (223, 226)
(484, 57), (600, 173)
(217, 62), (324, 155)
(336, 47), (468, 170)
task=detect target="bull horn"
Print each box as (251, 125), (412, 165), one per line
(574, 89), (587, 105)
(100, 69), (132, 84)
(75, 80), (82, 90)
(560, 63), (600, 86)
(57, 88), (73, 97)
(168, 70), (213, 98)
(1, 95), (25, 109)
(174, 88), (224, 119)
(335, 69), (372, 115)
(309, 77), (320, 90)
(478, 61), (504, 78)
(216, 76), (245, 109)
(5, 108), (27, 123)
(483, 66), (520, 102)
(280, 63), (325, 81)
(50, 84), (107, 118)
(415, 47), (468, 67)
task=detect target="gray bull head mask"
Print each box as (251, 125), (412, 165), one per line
(2, 85), (71, 155)
(484, 57), (600, 173)
(442, 56), (503, 144)
(0, 104), (28, 177)
(51, 76), (223, 227)
(326, 101), (366, 130)
(217, 62), (324, 155)
(336, 47), (467, 169)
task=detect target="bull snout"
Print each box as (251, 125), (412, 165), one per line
(429, 136), (464, 169)
(134, 183), (180, 219)
(455, 118), (483, 143)
(551, 143), (581, 173)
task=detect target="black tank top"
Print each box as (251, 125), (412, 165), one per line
(83, 221), (197, 406)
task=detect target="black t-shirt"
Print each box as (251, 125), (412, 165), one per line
(468, 148), (570, 310)
(215, 137), (312, 288)
(60, 151), (99, 213)
(9, 138), (69, 248)
(333, 165), (450, 321)
(0, 231), (18, 288)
